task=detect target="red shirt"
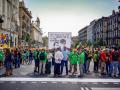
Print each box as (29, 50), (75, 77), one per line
(101, 51), (106, 62)
(14, 51), (18, 57)
(110, 52), (113, 62)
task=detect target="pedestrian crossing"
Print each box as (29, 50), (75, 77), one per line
(91, 88), (120, 90)
(0, 77), (120, 82)
(0, 78), (120, 90)
(0, 80), (120, 85)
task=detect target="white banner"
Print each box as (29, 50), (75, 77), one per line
(48, 32), (72, 49)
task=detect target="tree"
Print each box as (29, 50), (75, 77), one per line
(87, 40), (92, 47)
(42, 36), (48, 47)
(93, 38), (103, 47)
(25, 33), (30, 42)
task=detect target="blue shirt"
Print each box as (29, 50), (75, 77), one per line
(62, 50), (69, 61)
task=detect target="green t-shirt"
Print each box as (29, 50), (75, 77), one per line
(93, 53), (98, 62)
(33, 50), (38, 60)
(71, 52), (78, 65)
(39, 51), (47, 63)
(0, 51), (4, 61)
(78, 52), (85, 64)
(22, 53), (26, 60)
(26, 51), (29, 57)
(68, 51), (74, 63)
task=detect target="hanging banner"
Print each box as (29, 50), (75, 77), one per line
(48, 32), (72, 49)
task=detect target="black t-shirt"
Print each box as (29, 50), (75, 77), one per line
(112, 51), (119, 61)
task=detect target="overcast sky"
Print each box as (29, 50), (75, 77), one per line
(23, 0), (119, 36)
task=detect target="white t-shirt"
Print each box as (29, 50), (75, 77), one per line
(47, 53), (53, 62)
(55, 50), (63, 63)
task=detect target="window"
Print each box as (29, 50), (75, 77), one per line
(22, 15), (25, 20)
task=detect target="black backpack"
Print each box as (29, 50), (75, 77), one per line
(40, 52), (45, 60)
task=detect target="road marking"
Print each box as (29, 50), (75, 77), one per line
(61, 82), (68, 84)
(10, 81), (16, 83)
(102, 82), (108, 84)
(85, 87), (89, 90)
(41, 82), (47, 83)
(71, 82), (77, 84)
(92, 82), (98, 84)
(31, 82), (37, 83)
(113, 82), (119, 85)
(92, 88), (120, 90)
(82, 82), (88, 84)
(0, 78), (120, 83)
(52, 81), (57, 83)
(21, 81), (27, 84)
(81, 87), (84, 90)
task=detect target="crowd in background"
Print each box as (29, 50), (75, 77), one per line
(0, 47), (120, 77)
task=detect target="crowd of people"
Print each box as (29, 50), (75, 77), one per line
(0, 47), (120, 77)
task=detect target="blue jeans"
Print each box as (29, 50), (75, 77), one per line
(84, 60), (89, 73)
(29, 57), (33, 64)
(15, 57), (20, 68)
(118, 63), (120, 74)
(61, 60), (68, 74)
(79, 63), (84, 76)
(17, 57), (20, 68)
(106, 62), (113, 75)
(112, 61), (118, 75)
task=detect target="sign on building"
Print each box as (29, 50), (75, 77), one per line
(48, 32), (72, 49)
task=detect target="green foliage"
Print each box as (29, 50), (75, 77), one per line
(93, 38), (103, 47)
(42, 36), (48, 47)
(22, 33), (30, 42)
(25, 33), (30, 42)
(87, 40), (92, 46)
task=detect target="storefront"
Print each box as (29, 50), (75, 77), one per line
(0, 32), (18, 48)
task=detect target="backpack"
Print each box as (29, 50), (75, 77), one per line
(40, 52), (45, 60)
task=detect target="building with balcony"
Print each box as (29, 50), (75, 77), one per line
(93, 17), (108, 46)
(0, 0), (19, 48)
(87, 20), (96, 44)
(107, 10), (120, 46)
(78, 26), (88, 44)
(19, 0), (32, 47)
(31, 17), (43, 48)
